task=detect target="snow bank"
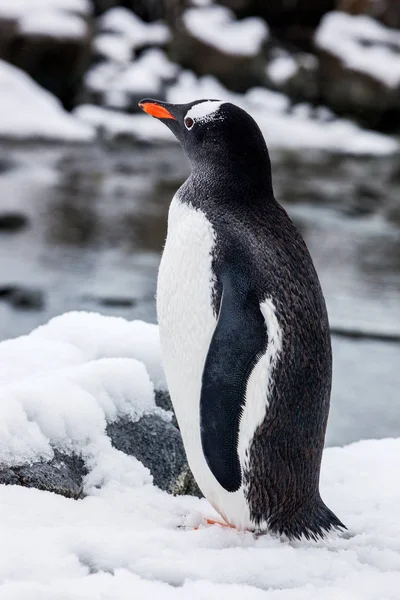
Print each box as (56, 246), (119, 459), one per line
(0, 60), (94, 141)
(0, 311), (399, 597)
(183, 6), (268, 57)
(0, 0), (90, 38)
(315, 11), (400, 89)
(0, 312), (165, 480)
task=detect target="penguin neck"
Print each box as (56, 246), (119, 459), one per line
(189, 159), (275, 207)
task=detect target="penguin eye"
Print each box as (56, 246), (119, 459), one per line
(184, 117), (194, 130)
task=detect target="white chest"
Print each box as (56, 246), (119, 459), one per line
(157, 196), (217, 442)
(156, 196), (252, 528)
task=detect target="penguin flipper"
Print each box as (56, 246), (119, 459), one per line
(200, 268), (267, 493)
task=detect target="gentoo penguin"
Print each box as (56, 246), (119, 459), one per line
(139, 98), (345, 540)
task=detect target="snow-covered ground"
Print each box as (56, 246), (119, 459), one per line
(0, 60), (94, 142)
(0, 312), (399, 598)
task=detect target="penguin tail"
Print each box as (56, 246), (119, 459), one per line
(268, 496), (346, 541)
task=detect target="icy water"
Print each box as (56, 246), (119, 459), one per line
(0, 141), (399, 447)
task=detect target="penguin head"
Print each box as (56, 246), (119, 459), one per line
(138, 98), (271, 186)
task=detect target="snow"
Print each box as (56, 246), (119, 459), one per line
(183, 6), (268, 57)
(99, 7), (170, 51)
(19, 11), (87, 38)
(85, 49), (179, 109)
(0, 311), (400, 597)
(94, 34), (133, 63)
(0, 0), (90, 38)
(0, 312), (165, 468)
(315, 11), (400, 88)
(167, 71), (399, 155)
(266, 54), (298, 85)
(0, 59), (95, 141)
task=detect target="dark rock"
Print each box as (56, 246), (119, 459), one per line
(92, 0), (166, 21)
(5, 286), (45, 311)
(219, 0), (335, 50)
(0, 468), (20, 485)
(0, 451), (86, 499)
(0, 212), (29, 232)
(15, 461), (84, 499)
(107, 413), (201, 495)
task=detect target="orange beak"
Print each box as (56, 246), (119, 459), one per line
(139, 102), (176, 120)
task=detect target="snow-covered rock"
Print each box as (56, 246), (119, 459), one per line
(265, 49), (319, 102)
(98, 6), (169, 51)
(0, 311), (202, 498)
(315, 11), (400, 126)
(0, 59), (94, 141)
(84, 49), (178, 111)
(183, 5), (268, 57)
(170, 5), (269, 93)
(0, 0), (92, 107)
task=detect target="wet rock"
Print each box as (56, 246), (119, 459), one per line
(169, 5), (268, 93)
(0, 286), (45, 311)
(315, 11), (400, 128)
(0, 212), (29, 232)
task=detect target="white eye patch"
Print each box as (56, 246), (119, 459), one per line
(184, 100), (225, 125)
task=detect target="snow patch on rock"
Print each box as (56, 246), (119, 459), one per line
(315, 11), (400, 88)
(183, 5), (268, 57)
(0, 59), (94, 141)
(0, 0), (90, 38)
(0, 312), (166, 479)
